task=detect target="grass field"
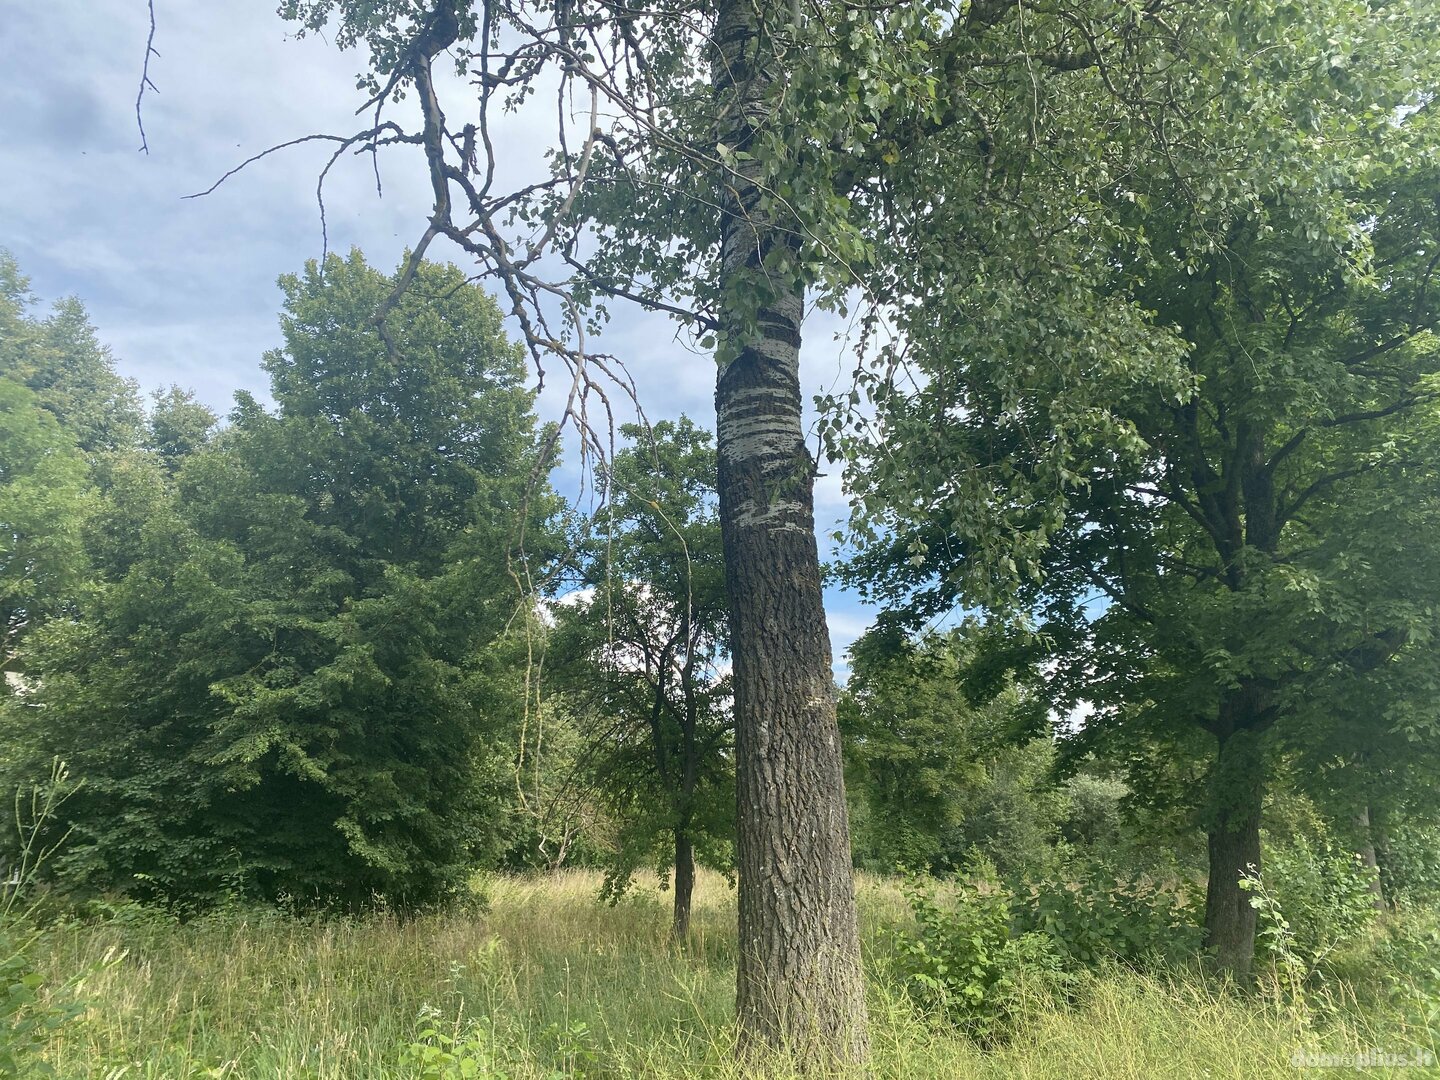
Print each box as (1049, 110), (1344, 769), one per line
(30, 870), (1438, 1078)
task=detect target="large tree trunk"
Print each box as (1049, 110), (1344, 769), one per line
(673, 828), (695, 939)
(1203, 724), (1264, 984)
(711, 1), (869, 1065)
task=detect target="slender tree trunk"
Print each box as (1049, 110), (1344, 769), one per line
(712, 1), (869, 1065)
(676, 623), (699, 942)
(1355, 805), (1386, 912)
(1203, 724), (1264, 983)
(1371, 802), (1394, 910)
(673, 828), (695, 939)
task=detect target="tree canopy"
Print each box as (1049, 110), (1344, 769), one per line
(837, 2), (1440, 979)
(6, 251), (555, 909)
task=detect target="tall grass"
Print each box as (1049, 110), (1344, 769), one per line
(32, 870), (1434, 1078)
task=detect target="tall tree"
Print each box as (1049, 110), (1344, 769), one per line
(550, 418), (731, 938)
(0, 377), (91, 687)
(838, 8), (1440, 980)
(0, 251), (141, 458)
(13, 252), (553, 908)
(0, 253), (101, 687)
(1280, 463), (1440, 912)
(706, 4), (874, 1054)
(267, 0), (883, 1054)
(146, 385), (217, 472)
(234, 0), (1222, 1059)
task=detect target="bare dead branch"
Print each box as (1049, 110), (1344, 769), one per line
(135, 0), (160, 154)
(184, 127), (413, 200)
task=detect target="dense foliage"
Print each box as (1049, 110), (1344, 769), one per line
(1, 251), (554, 910)
(837, 0), (1440, 978)
(4, 0), (1440, 1065)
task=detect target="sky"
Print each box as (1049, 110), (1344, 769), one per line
(2, 3), (881, 673)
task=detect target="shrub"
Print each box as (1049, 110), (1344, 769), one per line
(1010, 852), (1203, 970)
(1259, 836), (1378, 973)
(1057, 773), (1127, 848)
(939, 743), (1065, 879)
(399, 1007), (507, 1080)
(1383, 821), (1440, 909)
(399, 1005), (598, 1080)
(888, 858), (1073, 1041)
(1371, 918), (1440, 1038)
(890, 849), (1209, 1041)
(1321, 911), (1440, 1040)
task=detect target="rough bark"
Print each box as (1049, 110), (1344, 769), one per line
(673, 829), (695, 939)
(712, 0), (869, 1065)
(1203, 722), (1264, 984)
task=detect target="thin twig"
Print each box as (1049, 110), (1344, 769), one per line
(135, 0), (160, 154)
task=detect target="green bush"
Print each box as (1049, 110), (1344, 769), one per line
(1259, 836), (1377, 973)
(891, 852), (1207, 1040)
(1056, 774), (1127, 848)
(399, 1007), (507, 1080)
(1383, 821), (1440, 909)
(939, 743), (1065, 879)
(1371, 919), (1440, 1037)
(889, 858), (1072, 1041)
(1011, 854), (1203, 969)
(398, 1005), (598, 1080)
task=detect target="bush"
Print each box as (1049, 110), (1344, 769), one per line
(1057, 773), (1127, 848)
(888, 858), (1073, 1042)
(399, 1005), (598, 1079)
(1370, 918), (1440, 1038)
(1259, 835), (1378, 973)
(1383, 821), (1440, 909)
(890, 850), (1208, 1041)
(1011, 853), (1203, 969)
(938, 743), (1064, 879)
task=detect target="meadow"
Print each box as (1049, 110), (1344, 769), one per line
(30, 870), (1439, 1079)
